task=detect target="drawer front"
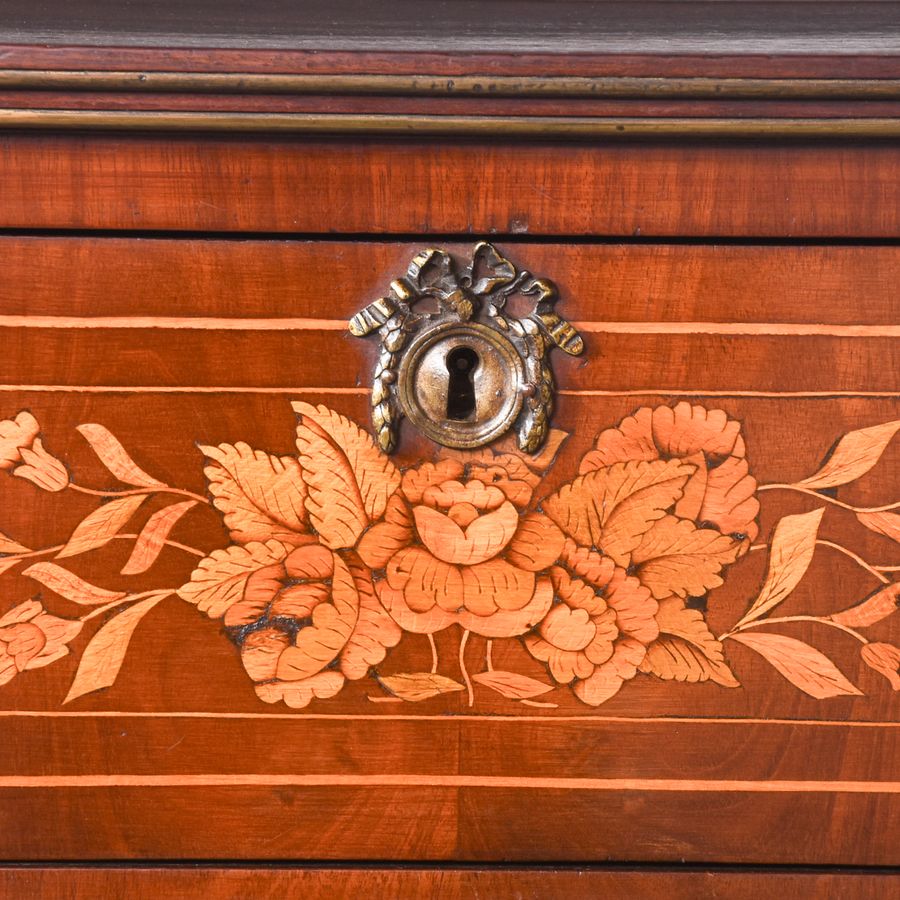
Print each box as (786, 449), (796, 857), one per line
(0, 136), (898, 237)
(0, 235), (897, 863)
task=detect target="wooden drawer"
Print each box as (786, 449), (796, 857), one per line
(1, 233), (898, 866)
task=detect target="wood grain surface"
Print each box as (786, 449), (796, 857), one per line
(0, 137), (898, 236)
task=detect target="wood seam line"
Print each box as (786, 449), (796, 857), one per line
(2, 71), (900, 100)
(0, 387), (896, 398)
(2, 711), (899, 727)
(1, 774), (899, 792)
(1, 110), (900, 138)
(0, 316), (898, 337)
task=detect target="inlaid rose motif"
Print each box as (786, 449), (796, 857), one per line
(533, 402), (759, 695)
(358, 452), (563, 638)
(582, 402), (760, 542)
(526, 553), (658, 705)
(179, 536), (402, 709)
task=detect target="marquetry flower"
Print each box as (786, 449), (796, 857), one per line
(191, 538), (400, 709)
(525, 547), (658, 705)
(582, 402), (759, 542)
(0, 411), (39, 470)
(0, 410), (68, 491)
(0, 600), (82, 685)
(861, 642), (900, 690)
(358, 452), (564, 637)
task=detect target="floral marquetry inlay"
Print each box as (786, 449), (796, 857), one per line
(0, 402), (899, 709)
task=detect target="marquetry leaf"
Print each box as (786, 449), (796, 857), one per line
(76, 423), (163, 487)
(294, 404), (383, 549)
(177, 540), (288, 618)
(201, 442), (308, 545)
(339, 556), (402, 680)
(56, 494), (148, 559)
(542, 459), (694, 566)
(640, 601), (739, 687)
(0, 558), (21, 576)
(489, 428), (569, 472)
(796, 420), (900, 490)
(276, 553), (359, 681)
(729, 631), (862, 698)
(23, 562), (126, 605)
(378, 672), (466, 702)
(640, 637), (739, 687)
(737, 507), (825, 627)
(0, 530), (30, 554)
(64, 594), (168, 703)
(856, 510), (900, 543)
(632, 516), (741, 599)
(293, 401), (401, 520)
(472, 670), (555, 699)
(120, 500), (198, 575)
(831, 583), (900, 628)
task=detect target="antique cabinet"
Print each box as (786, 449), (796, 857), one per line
(0, 2), (899, 896)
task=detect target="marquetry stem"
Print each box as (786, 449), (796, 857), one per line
(427, 634), (439, 675)
(0, 533), (205, 562)
(757, 483), (900, 514)
(816, 540), (891, 584)
(485, 640), (494, 673)
(68, 483), (210, 505)
(458, 629), (474, 707)
(80, 589), (175, 623)
(722, 615), (869, 645)
(748, 539), (893, 584)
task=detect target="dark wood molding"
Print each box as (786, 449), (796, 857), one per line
(1, 1), (899, 55)
(2, 70), (900, 100)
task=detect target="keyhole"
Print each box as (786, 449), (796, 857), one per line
(446, 346), (479, 420)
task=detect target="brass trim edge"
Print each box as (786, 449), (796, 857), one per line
(0, 109), (898, 137)
(1, 70), (900, 100)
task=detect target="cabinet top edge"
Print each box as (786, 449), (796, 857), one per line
(1, 1), (899, 57)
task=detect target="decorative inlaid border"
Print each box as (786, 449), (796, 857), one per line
(2, 396), (898, 712)
(2, 774), (899, 792)
(2, 709), (900, 726)
(1, 314), (897, 337)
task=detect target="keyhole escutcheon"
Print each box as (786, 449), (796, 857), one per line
(446, 346), (479, 420)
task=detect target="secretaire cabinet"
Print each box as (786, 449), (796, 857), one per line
(0, 2), (898, 897)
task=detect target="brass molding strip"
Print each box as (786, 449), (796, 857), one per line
(1, 70), (900, 100)
(0, 109), (898, 138)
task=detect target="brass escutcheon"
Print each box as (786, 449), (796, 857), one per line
(349, 242), (584, 453)
(396, 321), (525, 450)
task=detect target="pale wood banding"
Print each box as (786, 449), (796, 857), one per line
(1, 773), (899, 792)
(0, 315), (897, 338)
